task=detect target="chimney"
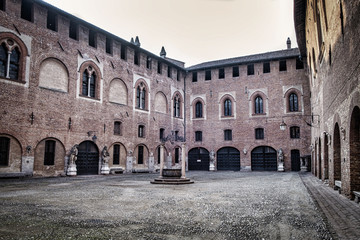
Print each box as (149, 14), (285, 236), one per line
(160, 46), (166, 58)
(287, 37), (291, 49)
(130, 37), (134, 44)
(135, 36), (141, 47)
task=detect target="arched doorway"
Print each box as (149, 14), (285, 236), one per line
(324, 134), (329, 180)
(188, 147), (209, 171)
(77, 141), (99, 175)
(333, 123), (341, 183)
(350, 106), (360, 195)
(217, 147), (240, 171)
(319, 138), (322, 179)
(251, 146), (277, 171)
(291, 149), (300, 171)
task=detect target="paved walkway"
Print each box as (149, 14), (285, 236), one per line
(300, 173), (360, 240)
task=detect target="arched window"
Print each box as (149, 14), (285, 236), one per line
(0, 41), (21, 80)
(195, 101), (203, 118)
(136, 82), (147, 110)
(0, 137), (10, 166)
(289, 93), (299, 112)
(44, 140), (56, 166)
(224, 99), (232, 116)
(82, 66), (96, 98)
(173, 94), (181, 118)
(255, 96), (263, 114)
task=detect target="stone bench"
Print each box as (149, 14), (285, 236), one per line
(110, 168), (124, 174)
(0, 172), (32, 179)
(353, 191), (360, 204)
(334, 180), (342, 194)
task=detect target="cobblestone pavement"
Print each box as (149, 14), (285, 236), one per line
(300, 173), (360, 240)
(0, 172), (332, 240)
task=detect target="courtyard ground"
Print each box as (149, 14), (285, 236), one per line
(0, 172), (333, 240)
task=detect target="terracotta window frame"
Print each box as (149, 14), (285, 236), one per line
(79, 61), (101, 100)
(0, 33), (28, 83)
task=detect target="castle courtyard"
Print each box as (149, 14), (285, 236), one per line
(0, 172), (343, 240)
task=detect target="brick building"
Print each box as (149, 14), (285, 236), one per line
(0, 0), (311, 177)
(294, 0), (360, 199)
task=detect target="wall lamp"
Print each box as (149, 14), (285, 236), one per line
(279, 114), (320, 130)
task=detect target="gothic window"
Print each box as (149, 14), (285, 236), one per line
(44, 140), (56, 166)
(289, 93), (299, 112)
(195, 131), (202, 142)
(136, 82), (147, 110)
(0, 137), (10, 166)
(173, 94), (181, 118)
(195, 101), (203, 118)
(0, 40), (21, 81)
(224, 99), (232, 116)
(255, 96), (263, 114)
(224, 129), (232, 141)
(290, 126), (300, 139)
(114, 121), (121, 135)
(255, 128), (264, 139)
(138, 125), (145, 138)
(82, 66), (96, 98)
(113, 144), (120, 165)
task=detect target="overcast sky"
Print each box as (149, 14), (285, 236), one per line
(44, 0), (297, 67)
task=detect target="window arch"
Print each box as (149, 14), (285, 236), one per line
(255, 96), (263, 114)
(135, 81), (148, 110)
(79, 62), (101, 99)
(195, 101), (203, 118)
(289, 93), (299, 112)
(0, 34), (28, 82)
(224, 99), (232, 116)
(173, 93), (182, 118)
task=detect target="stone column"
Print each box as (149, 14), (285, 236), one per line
(181, 143), (186, 179)
(126, 151), (133, 173)
(159, 144), (165, 178)
(148, 152), (155, 173)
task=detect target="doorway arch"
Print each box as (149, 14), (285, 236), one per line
(77, 141), (99, 175)
(350, 106), (360, 195)
(251, 146), (277, 171)
(188, 147), (209, 171)
(217, 147), (240, 171)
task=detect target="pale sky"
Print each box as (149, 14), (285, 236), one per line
(44, 0), (297, 67)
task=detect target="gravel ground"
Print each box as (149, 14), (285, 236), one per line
(0, 172), (332, 240)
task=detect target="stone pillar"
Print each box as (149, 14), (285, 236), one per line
(159, 144), (165, 178)
(181, 143), (186, 179)
(148, 152), (155, 173)
(100, 162), (110, 175)
(126, 151), (133, 173)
